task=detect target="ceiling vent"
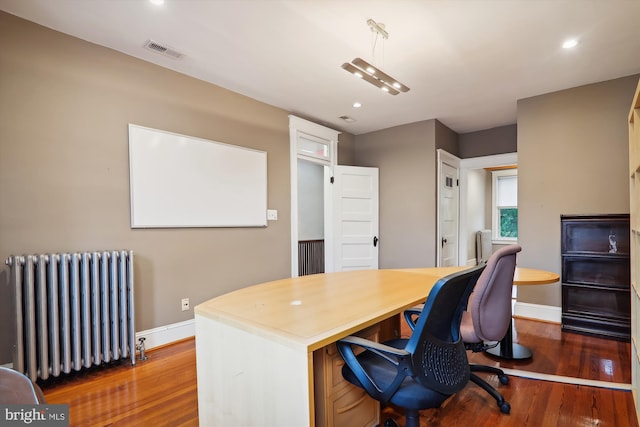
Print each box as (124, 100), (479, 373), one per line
(143, 40), (184, 60)
(339, 116), (356, 123)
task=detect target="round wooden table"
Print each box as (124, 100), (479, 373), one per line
(484, 267), (559, 360)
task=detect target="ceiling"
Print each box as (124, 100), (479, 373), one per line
(2, 0), (640, 135)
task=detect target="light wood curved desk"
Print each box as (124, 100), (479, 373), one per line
(194, 266), (558, 426)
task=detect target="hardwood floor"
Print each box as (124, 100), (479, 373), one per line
(467, 317), (632, 384)
(40, 319), (637, 427)
(41, 339), (198, 427)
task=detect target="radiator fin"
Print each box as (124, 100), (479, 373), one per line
(6, 250), (135, 382)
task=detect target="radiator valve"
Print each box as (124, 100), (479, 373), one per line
(136, 337), (149, 361)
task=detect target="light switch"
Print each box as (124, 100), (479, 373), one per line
(267, 209), (278, 221)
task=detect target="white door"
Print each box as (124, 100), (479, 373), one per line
(439, 162), (459, 266)
(325, 166), (379, 272)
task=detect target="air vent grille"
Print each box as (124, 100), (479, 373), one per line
(143, 40), (184, 60)
(339, 116), (356, 123)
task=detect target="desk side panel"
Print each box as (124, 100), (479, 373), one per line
(195, 313), (312, 426)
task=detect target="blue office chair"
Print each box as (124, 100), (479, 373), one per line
(337, 265), (485, 427)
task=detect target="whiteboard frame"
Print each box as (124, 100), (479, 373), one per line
(128, 124), (268, 228)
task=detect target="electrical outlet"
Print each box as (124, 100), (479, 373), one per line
(181, 298), (190, 311)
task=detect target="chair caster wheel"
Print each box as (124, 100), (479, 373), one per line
(499, 401), (511, 414)
(499, 374), (509, 385)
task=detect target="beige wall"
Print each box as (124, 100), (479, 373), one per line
(354, 120), (438, 268)
(0, 12), (297, 361)
(517, 75), (639, 306)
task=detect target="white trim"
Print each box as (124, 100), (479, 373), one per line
(288, 115), (340, 141)
(493, 239), (518, 245)
(459, 152), (518, 170)
(458, 152), (518, 266)
(513, 301), (562, 323)
(466, 258), (477, 266)
(2, 321), (195, 368)
(136, 319), (195, 350)
(289, 123), (299, 277)
(289, 115), (340, 278)
(501, 368), (631, 390)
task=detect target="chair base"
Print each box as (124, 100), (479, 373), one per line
(470, 365), (511, 414)
(382, 408), (421, 427)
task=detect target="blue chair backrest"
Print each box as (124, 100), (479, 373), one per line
(405, 265), (485, 394)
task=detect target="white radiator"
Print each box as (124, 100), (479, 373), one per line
(476, 230), (492, 264)
(6, 250), (136, 382)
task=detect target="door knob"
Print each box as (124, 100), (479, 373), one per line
(441, 237), (447, 247)
(373, 236), (378, 247)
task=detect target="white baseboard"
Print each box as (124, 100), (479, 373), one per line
(466, 258), (477, 266)
(136, 319), (195, 350)
(2, 321), (194, 369)
(514, 302), (561, 323)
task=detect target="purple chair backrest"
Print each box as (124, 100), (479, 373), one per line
(470, 245), (522, 342)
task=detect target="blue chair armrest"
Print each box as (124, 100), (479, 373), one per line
(337, 335), (412, 403)
(403, 307), (422, 332)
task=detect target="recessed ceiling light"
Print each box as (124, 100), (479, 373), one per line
(149, 0), (165, 5)
(562, 39), (578, 49)
(353, 102), (362, 108)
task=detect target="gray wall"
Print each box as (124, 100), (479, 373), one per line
(0, 13), (295, 361)
(354, 120), (438, 268)
(351, 74), (638, 311)
(338, 132), (356, 165)
(459, 124), (517, 158)
(517, 75), (638, 307)
(2, 11), (637, 366)
(435, 120), (460, 157)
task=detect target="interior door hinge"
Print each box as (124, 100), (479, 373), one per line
(457, 179), (459, 186)
(330, 176), (334, 184)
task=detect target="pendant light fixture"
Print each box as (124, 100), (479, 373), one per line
(342, 19), (410, 95)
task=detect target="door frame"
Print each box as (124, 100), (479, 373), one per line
(289, 115), (340, 277)
(458, 152), (518, 265)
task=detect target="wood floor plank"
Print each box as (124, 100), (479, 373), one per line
(39, 320), (637, 427)
(466, 318), (632, 383)
(41, 339), (198, 427)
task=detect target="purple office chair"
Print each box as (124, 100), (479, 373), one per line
(405, 244), (521, 414)
(460, 244), (521, 414)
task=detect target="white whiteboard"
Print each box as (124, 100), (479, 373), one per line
(128, 124), (267, 228)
